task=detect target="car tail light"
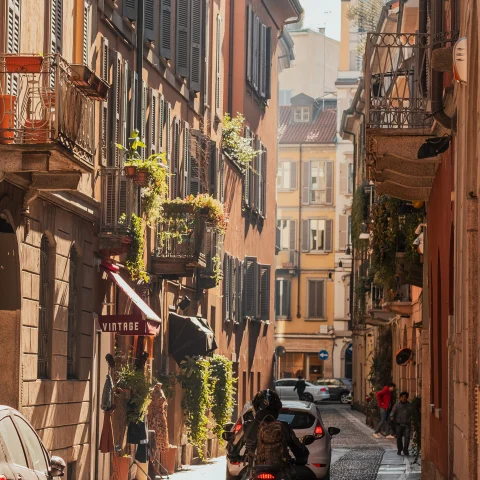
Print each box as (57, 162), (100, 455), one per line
(257, 474), (275, 480)
(312, 463), (327, 468)
(233, 418), (242, 434)
(314, 422), (325, 439)
(318, 387), (327, 393)
(0, 475), (6, 480)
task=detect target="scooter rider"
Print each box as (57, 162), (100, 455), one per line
(241, 389), (316, 480)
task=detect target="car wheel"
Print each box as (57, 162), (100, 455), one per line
(301, 392), (314, 402)
(226, 465), (240, 480)
(340, 392), (350, 404)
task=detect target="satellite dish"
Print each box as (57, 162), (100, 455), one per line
(275, 346), (286, 357)
(396, 348), (413, 366)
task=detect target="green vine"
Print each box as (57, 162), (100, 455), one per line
(125, 213), (149, 283)
(354, 276), (368, 322)
(211, 254), (222, 286)
(411, 395), (421, 462)
(209, 355), (237, 438)
(351, 184), (369, 255)
(402, 212), (423, 281)
(368, 326), (393, 391)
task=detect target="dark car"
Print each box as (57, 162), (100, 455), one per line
(0, 405), (65, 479)
(315, 379), (351, 404)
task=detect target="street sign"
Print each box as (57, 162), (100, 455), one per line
(346, 344), (353, 355)
(318, 350), (329, 361)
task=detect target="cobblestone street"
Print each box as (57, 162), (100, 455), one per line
(170, 405), (421, 480)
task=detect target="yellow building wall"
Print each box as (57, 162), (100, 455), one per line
(340, 0), (352, 72)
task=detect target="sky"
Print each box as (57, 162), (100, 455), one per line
(300, 0), (342, 41)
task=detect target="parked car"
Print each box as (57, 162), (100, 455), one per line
(0, 405), (66, 479)
(224, 400), (340, 480)
(314, 378), (351, 404)
(275, 379), (330, 403)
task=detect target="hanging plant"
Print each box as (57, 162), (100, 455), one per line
(410, 395), (421, 462)
(125, 213), (149, 283)
(354, 276), (368, 322)
(351, 184), (369, 255)
(368, 326), (393, 390)
(209, 355), (237, 438)
(222, 113), (260, 171)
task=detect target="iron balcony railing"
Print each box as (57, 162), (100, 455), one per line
(365, 33), (431, 131)
(276, 249), (299, 270)
(0, 54), (107, 166)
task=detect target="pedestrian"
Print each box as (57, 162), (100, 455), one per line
(373, 382), (396, 439)
(390, 391), (413, 456)
(293, 375), (306, 400)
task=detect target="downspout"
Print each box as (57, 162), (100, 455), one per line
(136, 0), (144, 132)
(227, 0), (235, 115)
(430, 0), (453, 130)
(297, 143), (303, 319)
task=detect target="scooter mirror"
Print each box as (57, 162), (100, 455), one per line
(328, 427), (340, 436)
(222, 431), (235, 442)
(302, 435), (316, 446)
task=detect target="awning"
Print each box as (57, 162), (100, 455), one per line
(168, 312), (218, 364)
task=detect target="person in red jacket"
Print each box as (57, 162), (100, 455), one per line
(373, 383), (396, 439)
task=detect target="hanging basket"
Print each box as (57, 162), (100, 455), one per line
(124, 165), (137, 178)
(4, 55), (43, 74)
(133, 171), (149, 187)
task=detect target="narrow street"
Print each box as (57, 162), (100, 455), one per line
(171, 405), (421, 480)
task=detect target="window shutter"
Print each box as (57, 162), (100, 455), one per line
(100, 37), (109, 166)
(203, 0), (210, 105)
(289, 220), (296, 258)
(325, 161), (334, 204)
(290, 161), (297, 189)
(340, 163), (348, 194)
(325, 219), (333, 252)
(6, 0), (21, 95)
(130, 70), (138, 137)
(251, 136), (259, 210)
(302, 220), (310, 252)
(166, 102), (172, 164)
(172, 118), (180, 198)
(141, 81), (147, 157)
(144, 0), (155, 41)
(215, 14), (222, 113)
(190, 0), (203, 92)
(158, 94), (165, 152)
(182, 122), (190, 196)
(261, 145), (267, 217)
(51, 0), (63, 54)
(148, 88), (158, 154)
(230, 256), (236, 321)
(284, 280), (291, 319)
(176, 0), (190, 77)
(236, 259), (244, 322)
(244, 257), (259, 318)
(160, 0), (172, 59)
(83, 5), (89, 65)
(339, 215), (348, 251)
(259, 264), (271, 320)
(190, 156), (202, 197)
(110, 51), (122, 166)
(223, 253), (231, 321)
(317, 281), (325, 318)
(122, 60), (129, 148)
(259, 24), (266, 97)
(265, 27), (272, 99)
(302, 162), (310, 205)
(219, 153), (225, 203)
(246, 5), (252, 83)
(275, 279), (281, 318)
(209, 141), (218, 196)
(123, 0), (137, 20)
(252, 15), (259, 90)
(243, 127), (251, 207)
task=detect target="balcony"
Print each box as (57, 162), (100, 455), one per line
(276, 249), (299, 272)
(364, 33), (441, 201)
(0, 54), (107, 196)
(99, 167), (138, 256)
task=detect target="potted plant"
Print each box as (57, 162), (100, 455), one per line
(124, 164), (137, 178)
(4, 55), (43, 74)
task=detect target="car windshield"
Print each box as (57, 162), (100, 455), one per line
(278, 409), (316, 429)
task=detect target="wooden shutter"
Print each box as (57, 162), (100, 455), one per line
(252, 15), (259, 90)
(325, 161), (334, 204)
(160, 0), (172, 59)
(340, 163), (348, 194)
(130, 70), (138, 136)
(223, 253), (231, 321)
(236, 259), (244, 322)
(259, 264), (271, 320)
(176, 0), (190, 77)
(246, 5), (252, 83)
(265, 27), (272, 99)
(325, 219), (333, 252)
(219, 153), (225, 203)
(100, 36), (109, 166)
(190, 0), (203, 92)
(190, 156), (201, 197)
(182, 122), (190, 196)
(251, 136), (258, 210)
(158, 94), (165, 152)
(166, 102), (172, 163)
(317, 281), (325, 317)
(51, 0), (63, 54)
(123, 0), (137, 20)
(110, 51), (122, 166)
(261, 145), (267, 217)
(244, 257), (259, 318)
(302, 162), (310, 205)
(290, 161), (297, 189)
(209, 141), (217, 196)
(243, 127), (251, 207)
(215, 14), (222, 113)
(6, 0), (20, 95)
(141, 81), (147, 157)
(275, 279), (281, 318)
(230, 256), (236, 321)
(302, 220), (310, 252)
(83, 5), (89, 65)
(203, 0), (210, 105)
(122, 60), (129, 148)
(289, 221), (296, 261)
(148, 88), (158, 155)
(144, 0), (155, 41)
(172, 118), (180, 198)
(339, 215), (348, 251)
(284, 280), (291, 319)
(259, 24), (266, 97)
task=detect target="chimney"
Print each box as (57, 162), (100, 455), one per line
(319, 27), (326, 35)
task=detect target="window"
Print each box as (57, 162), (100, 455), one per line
(294, 107), (310, 123)
(302, 219), (332, 253)
(275, 279), (291, 320)
(348, 163), (354, 194)
(258, 264), (271, 320)
(279, 89), (292, 106)
(339, 215), (351, 251)
(51, 0), (62, 55)
(223, 253), (235, 322)
(38, 235), (51, 379)
(310, 220), (325, 251)
(0, 417), (27, 467)
(302, 160), (333, 205)
(308, 280), (326, 319)
(277, 161), (297, 190)
(67, 247), (78, 379)
(340, 162), (353, 195)
(14, 416), (49, 473)
(244, 257), (270, 321)
(311, 161), (326, 203)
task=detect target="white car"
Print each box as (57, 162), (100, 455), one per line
(275, 379), (330, 403)
(224, 401), (340, 480)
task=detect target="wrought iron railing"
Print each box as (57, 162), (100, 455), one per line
(365, 33), (431, 130)
(0, 54), (104, 166)
(276, 249), (299, 270)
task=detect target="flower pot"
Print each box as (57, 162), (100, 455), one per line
(160, 446), (177, 475)
(0, 94), (16, 144)
(4, 55), (43, 74)
(134, 171), (149, 187)
(23, 119), (50, 144)
(124, 165), (137, 178)
(112, 456), (131, 480)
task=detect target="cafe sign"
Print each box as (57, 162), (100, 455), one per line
(99, 315), (160, 336)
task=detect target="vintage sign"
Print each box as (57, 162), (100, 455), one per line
(99, 315), (160, 336)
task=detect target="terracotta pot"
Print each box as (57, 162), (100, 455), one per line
(112, 456), (131, 480)
(5, 56), (43, 74)
(23, 119), (50, 144)
(0, 94), (16, 144)
(124, 165), (137, 178)
(160, 446), (177, 475)
(134, 170), (149, 187)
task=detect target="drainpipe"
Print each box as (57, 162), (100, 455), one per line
(430, 0), (453, 130)
(297, 143), (303, 319)
(227, 0), (235, 115)
(136, 0), (144, 132)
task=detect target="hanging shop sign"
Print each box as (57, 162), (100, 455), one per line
(99, 315), (160, 336)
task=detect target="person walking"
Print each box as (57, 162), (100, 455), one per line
(293, 375), (306, 400)
(373, 382), (396, 439)
(390, 391), (413, 456)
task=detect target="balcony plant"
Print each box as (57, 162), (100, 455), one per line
(124, 213), (149, 283)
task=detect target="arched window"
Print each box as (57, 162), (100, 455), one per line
(38, 235), (50, 379)
(67, 246), (78, 379)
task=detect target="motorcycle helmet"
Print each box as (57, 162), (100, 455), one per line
(252, 389), (282, 417)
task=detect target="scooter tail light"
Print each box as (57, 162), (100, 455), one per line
(257, 474), (275, 480)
